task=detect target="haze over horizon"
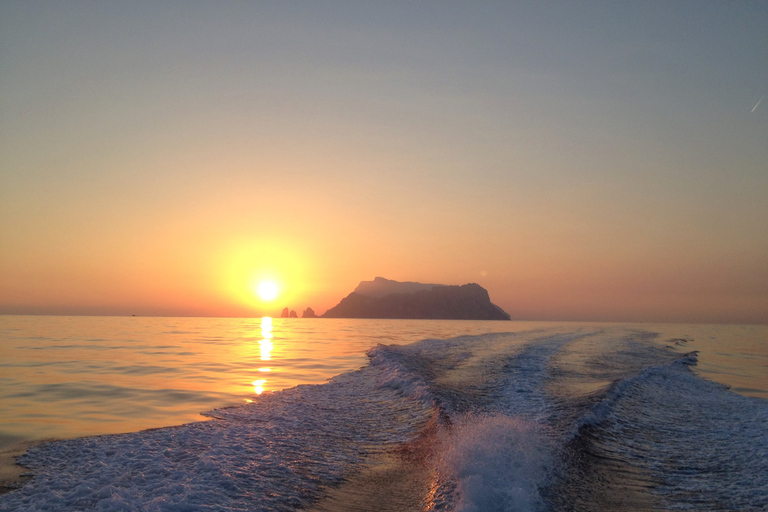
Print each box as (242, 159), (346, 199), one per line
(1, 1), (766, 324)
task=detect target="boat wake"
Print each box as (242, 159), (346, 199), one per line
(2, 327), (766, 511)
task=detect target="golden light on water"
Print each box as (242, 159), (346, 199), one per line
(261, 317), (274, 338)
(252, 379), (267, 395)
(260, 340), (273, 361)
(254, 316), (274, 395)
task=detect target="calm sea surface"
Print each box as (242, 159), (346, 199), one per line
(1, 315), (765, 450)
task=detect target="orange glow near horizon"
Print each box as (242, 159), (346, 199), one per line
(217, 239), (312, 315)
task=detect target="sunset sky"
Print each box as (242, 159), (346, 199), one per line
(1, 1), (766, 323)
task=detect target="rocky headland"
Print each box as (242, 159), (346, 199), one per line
(321, 277), (510, 320)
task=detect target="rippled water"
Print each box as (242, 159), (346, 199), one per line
(0, 316), (766, 511)
(0, 315), (525, 447)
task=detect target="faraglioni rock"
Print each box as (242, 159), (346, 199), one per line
(321, 277), (510, 320)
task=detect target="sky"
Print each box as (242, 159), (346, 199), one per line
(1, 1), (766, 323)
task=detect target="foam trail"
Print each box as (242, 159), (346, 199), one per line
(0, 362), (434, 511)
(412, 332), (585, 511)
(568, 351), (700, 438)
(3, 327), (766, 511)
(558, 350), (768, 511)
(433, 414), (552, 512)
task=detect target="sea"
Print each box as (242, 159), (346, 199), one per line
(0, 315), (766, 511)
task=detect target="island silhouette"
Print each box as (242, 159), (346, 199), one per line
(321, 277), (510, 320)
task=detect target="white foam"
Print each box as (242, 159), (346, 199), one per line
(4, 328), (765, 511)
(570, 351), (701, 438)
(430, 414), (552, 512)
(367, 344), (435, 405)
(0, 363), (433, 512)
(572, 350), (768, 510)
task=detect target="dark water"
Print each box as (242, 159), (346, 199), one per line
(0, 318), (766, 510)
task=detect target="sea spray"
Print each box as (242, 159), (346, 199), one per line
(429, 414), (552, 512)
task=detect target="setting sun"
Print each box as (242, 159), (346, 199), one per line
(257, 281), (279, 301)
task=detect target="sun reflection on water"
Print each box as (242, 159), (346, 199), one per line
(253, 317), (274, 395)
(252, 379), (267, 395)
(261, 317), (274, 338)
(260, 341), (273, 362)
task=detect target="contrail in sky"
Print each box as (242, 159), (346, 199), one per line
(751, 96), (764, 113)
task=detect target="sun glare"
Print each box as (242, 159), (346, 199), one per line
(257, 281), (279, 301)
